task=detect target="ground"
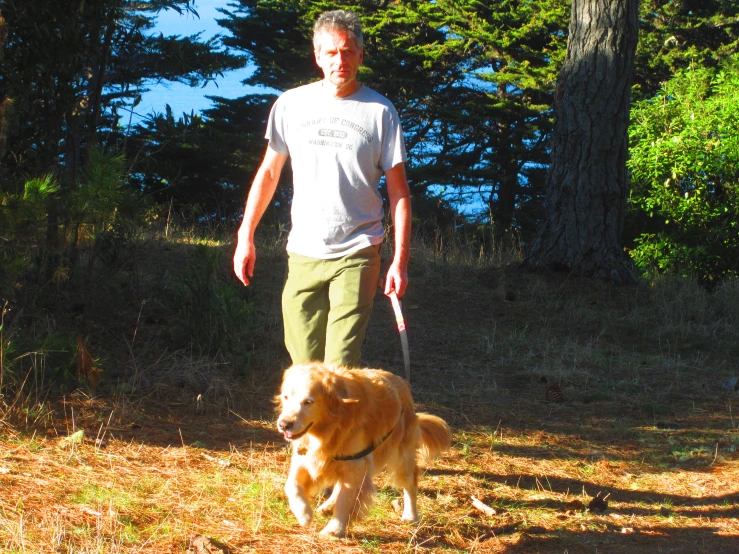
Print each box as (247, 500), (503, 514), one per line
(1, 235), (738, 553)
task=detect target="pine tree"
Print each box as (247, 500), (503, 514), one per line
(428, 0), (569, 232)
(125, 95), (278, 223)
(218, 0), (569, 235)
(636, 0), (739, 97)
(0, 0), (244, 183)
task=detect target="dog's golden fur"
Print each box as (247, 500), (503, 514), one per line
(276, 362), (451, 537)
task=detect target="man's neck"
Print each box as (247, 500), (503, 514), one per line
(322, 79), (361, 98)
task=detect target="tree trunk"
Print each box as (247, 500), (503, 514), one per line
(495, 138), (519, 230)
(0, 98), (9, 160)
(0, 12), (8, 163)
(87, 16), (116, 148)
(522, 0), (639, 285)
(494, 84), (517, 231)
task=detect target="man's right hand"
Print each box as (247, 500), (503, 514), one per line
(233, 237), (256, 286)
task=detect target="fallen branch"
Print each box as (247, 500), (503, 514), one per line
(200, 451), (231, 467)
(471, 495), (497, 516)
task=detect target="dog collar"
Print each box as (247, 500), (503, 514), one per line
(333, 410), (403, 462)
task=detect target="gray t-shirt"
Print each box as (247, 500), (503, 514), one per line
(266, 81), (407, 259)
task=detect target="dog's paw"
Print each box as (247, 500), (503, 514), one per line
(401, 509), (419, 522)
(319, 519), (346, 538)
(288, 501), (313, 526)
(295, 509), (313, 527)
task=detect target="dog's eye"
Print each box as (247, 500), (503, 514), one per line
(302, 399), (313, 405)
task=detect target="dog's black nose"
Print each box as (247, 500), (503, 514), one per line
(278, 419), (293, 433)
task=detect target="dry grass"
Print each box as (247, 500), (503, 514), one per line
(1, 230), (738, 553)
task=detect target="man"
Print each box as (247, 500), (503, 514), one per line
(233, 9), (411, 367)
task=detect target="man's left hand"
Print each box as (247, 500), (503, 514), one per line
(384, 262), (408, 298)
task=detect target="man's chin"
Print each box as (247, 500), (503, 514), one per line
(330, 71), (355, 82)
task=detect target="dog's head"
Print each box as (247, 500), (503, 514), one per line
(275, 363), (357, 441)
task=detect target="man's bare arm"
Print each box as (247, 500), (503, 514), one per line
(384, 162), (411, 298)
(233, 146), (289, 286)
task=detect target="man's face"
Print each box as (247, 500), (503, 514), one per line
(314, 30), (363, 94)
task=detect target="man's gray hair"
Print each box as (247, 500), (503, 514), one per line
(313, 10), (364, 50)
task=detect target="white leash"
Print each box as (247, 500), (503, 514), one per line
(388, 291), (410, 383)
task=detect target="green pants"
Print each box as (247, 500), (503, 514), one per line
(282, 246), (381, 367)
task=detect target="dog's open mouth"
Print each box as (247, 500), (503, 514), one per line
(282, 422), (313, 441)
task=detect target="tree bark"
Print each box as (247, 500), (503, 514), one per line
(87, 14), (116, 148)
(493, 83), (517, 231)
(522, 0), (639, 285)
(0, 12), (8, 162)
(0, 98), (9, 160)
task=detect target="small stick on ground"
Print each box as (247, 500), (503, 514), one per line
(471, 495), (497, 516)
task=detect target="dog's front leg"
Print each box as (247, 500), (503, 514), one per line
(317, 482), (339, 516)
(401, 486), (419, 522)
(319, 481), (354, 538)
(285, 464), (314, 527)
(320, 461), (374, 538)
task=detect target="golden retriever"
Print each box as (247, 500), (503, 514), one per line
(276, 362), (452, 537)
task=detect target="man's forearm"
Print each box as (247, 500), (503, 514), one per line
(239, 176), (278, 241)
(384, 162), (412, 296)
(385, 162), (412, 268)
(391, 195), (411, 268)
(238, 147), (288, 240)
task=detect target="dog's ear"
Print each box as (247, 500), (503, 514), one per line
(323, 373), (358, 417)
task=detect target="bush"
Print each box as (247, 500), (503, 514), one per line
(0, 148), (144, 394)
(164, 244), (255, 357)
(627, 57), (739, 283)
(0, 175), (59, 298)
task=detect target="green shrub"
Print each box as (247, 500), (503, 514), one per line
(628, 57), (739, 282)
(164, 244), (254, 356)
(68, 147), (145, 273)
(0, 175), (59, 297)
(1, 148), (144, 393)
(0, 322), (78, 392)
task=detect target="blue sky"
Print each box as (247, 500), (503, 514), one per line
(136, 0), (258, 120)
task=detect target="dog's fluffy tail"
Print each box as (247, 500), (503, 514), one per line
(417, 413), (452, 464)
